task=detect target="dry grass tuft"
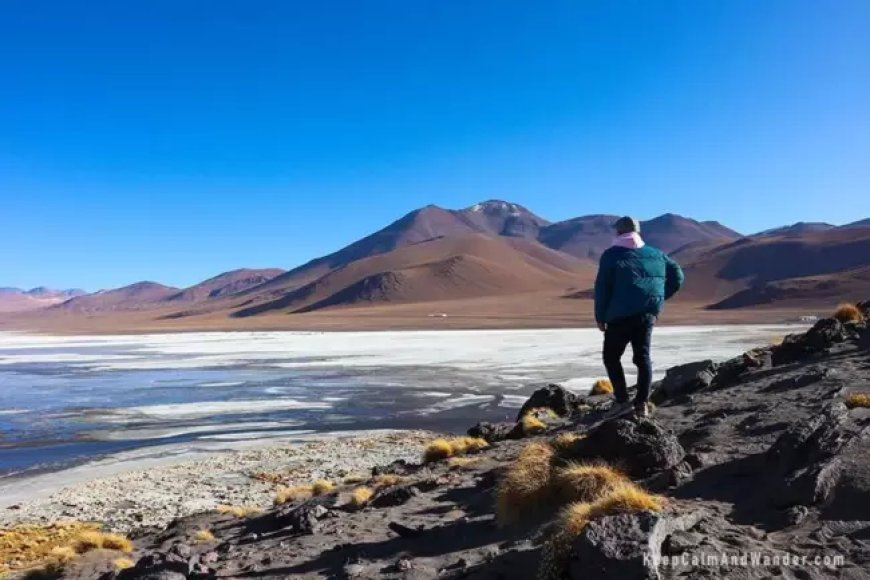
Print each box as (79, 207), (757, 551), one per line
(0, 522), (101, 574)
(216, 505), (262, 518)
(550, 432), (585, 452)
(423, 436), (489, 463)
(520, 414), (547, 435)
(193, 529), (215, 543)
(846, 392), (870, 409)
(371, 474), (405, 489)
(343, 474), (368, 485)
(423, 438), (454, 463)
(833, 303), (864, 323)
(496, 442), (555, 526)
(590, 378), (613, 396)
(552, 462), (627, 503)
(113, 558), (135, 570)
(274, 484), (313, 505)
(349, 486), (374, 509)
(539, 481), (667, 580)
(312, 479), (336, 496)
(73, 530), (132, 554)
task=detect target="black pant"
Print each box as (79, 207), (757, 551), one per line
(602, 313), (655, 405)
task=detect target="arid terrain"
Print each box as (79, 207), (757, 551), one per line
(2, 201), (869, 333)
(3, 300), (869, 579)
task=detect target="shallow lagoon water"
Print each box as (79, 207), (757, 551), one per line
(0, 326), (800, 479)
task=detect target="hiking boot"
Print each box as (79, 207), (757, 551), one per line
(604, 400), (633, 419)
(634, 402), (650, 419)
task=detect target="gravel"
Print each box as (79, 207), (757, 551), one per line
(0, 430), (434, 532)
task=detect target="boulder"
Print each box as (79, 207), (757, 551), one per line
(467, 421), (514, 443)
(567, 511), (703, 580)
(114, 551), (189, 580)
(516, 383), (578, 421)
(773, 318), (854, 365)
(372, 459), (416, 477)
(572, 419), (685, 478)
(247, 497), (334, 535)
(370, 484), (419, 508)
(651, 360), (717, 403)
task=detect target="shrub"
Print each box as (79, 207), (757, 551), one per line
(833, 303), (864, 323)
(100, 533), (133, 553)
(423, 438), (454, 463)
(216, 505), (262, 518)
(496, 442), (555, 526)
(274, 484), (313, 505)
(312, 479), (336, 496)
(539, 481), (666, 580)
(520, 414), (547, 435)
(343, 474), (368, 485)
(193, 529), (215, 543)
(349, 486), (374, 509)
(72, 531), (104, 554)
(552, 462), (627, 503)
(846, 393), (870, 409)
(590, 378), (613, 396)
(453, 436), (489, 454)
(447, 456), (480, 470)
(113, 558), (135, 570)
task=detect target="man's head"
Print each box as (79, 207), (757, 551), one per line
(613, 216), (641, 235)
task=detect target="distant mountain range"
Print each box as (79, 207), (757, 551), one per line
(3, 201), (869, 328)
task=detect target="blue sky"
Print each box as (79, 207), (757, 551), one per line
(2, 1), (869, 290)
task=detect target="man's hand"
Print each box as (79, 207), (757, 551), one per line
(597, 322), (607, 332)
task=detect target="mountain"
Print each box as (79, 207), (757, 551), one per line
(233, 233), (592, 317)
(538, 213), (740, 259)
(673, 228), (870, 308)
(57, 282), (179, 313)
(166, 268), (285, 302)
(0, 287), (88, 313)
(454, 200), (550, 238)
(753, 222), (835, 237)
(840, 218), (870, 229)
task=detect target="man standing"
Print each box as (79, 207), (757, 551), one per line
(594, 216), (684, 419)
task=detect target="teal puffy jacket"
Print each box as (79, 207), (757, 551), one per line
(594, 245), (685, 323)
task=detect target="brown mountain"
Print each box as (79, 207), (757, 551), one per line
(57, 282), (179, 313)
(233, 233), (592, 317)
(166, 268), (285, 302)
(538, 213), (740, 260)
(672, 228), (870, 308)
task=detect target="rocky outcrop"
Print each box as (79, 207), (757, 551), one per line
(651, 360), (717, 403)
(467, 421), (515, 443)
(568, 510), (704, 580)
(516, 383), (579, 420)
(571, 419), (686, 478)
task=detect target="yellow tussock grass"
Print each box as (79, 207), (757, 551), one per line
(343, 474), (368, 485)
(193, 529), (215, 543)
(423, 436), (489, 463)
(496, 442), (555, 527)
(590, 378), (613, 396)
(552, 462), (627, 503)
(73, 530), (132, 554)
(371, 474), (405, 489)
(846, 393), (870, 409)
(549, 432), (585, 452)
(274, 484), (313, 505)
(0, 522), (101, 574)
(833, 303), (864, 323)
(216, 505), (262, 518)
(312, 479), (336, 496)
(520, 414), (547, 435)
(114, 558), (135, 570)
(349, 486), (374, 509)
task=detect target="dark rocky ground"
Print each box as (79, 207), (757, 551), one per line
(50, 302), (870, 579)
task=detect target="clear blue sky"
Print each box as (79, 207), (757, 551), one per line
(2, 1), (869, 290)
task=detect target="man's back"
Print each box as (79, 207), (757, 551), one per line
(594, 245), (684, 323)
